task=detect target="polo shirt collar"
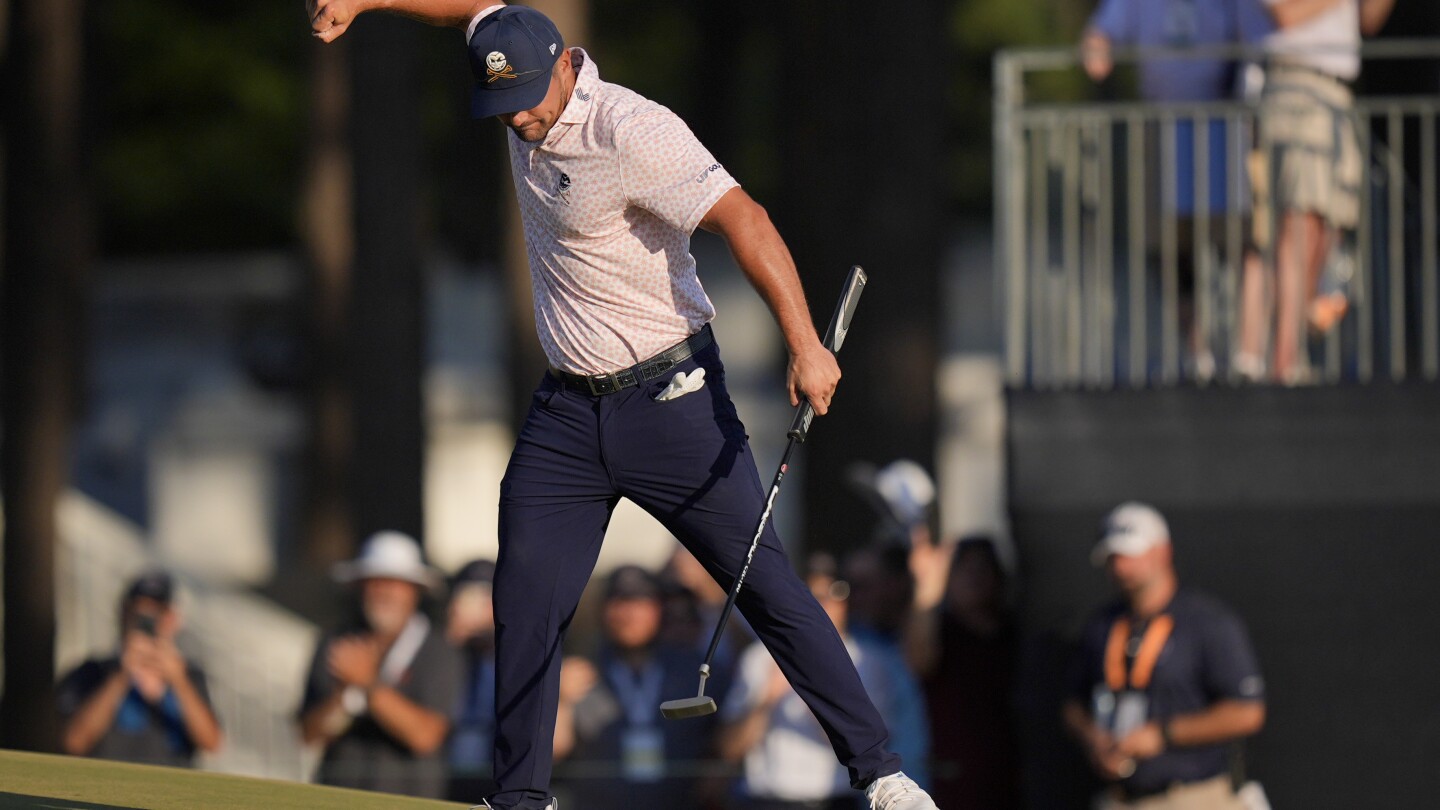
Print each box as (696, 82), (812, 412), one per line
(557, 47), (598, 127)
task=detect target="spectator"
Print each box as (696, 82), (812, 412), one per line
(299, 531), (460, 799)
(1239, 0), (1397, 383)
(842, 546), (931, 791)
(447, 558), (499, 801)
(552, 565), (724, 809)
(1063, 503), (1266, 809)
(659, 544), (751, 677)
(906, 537), (1020, 810)
(1083, 0), (1273, 380)
(58, 570), (222, 766)
(722, 553), (923, 810)
(847, 459), (938, 549)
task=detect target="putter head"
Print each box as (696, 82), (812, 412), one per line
(659, 696), (717, 719)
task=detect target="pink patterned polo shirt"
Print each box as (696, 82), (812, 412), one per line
(502, 48), (740, 375)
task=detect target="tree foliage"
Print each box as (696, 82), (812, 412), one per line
(94, 0), (307, 253)
(87, 0), (1098, 253)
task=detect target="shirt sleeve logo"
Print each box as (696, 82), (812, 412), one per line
(694, 163), (722, 184)
(1239, 675), (1264, 697)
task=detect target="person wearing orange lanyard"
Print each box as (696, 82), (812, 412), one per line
(1063, 503), (1267, 809)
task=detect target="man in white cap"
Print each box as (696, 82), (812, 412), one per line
(1063, 503), (1266, 810)
(300, 531), (461, 799)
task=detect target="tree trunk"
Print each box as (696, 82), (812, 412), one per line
(0, 0), (89, 752)
(299, 40), (357, 569)
(349, 17), (426, 541)
(779, 2), (946, 555)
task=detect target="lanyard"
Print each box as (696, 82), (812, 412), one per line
(462, 655), (496, 723)
(607, 660), (664, 727)
(1104, 614), (1175, 692)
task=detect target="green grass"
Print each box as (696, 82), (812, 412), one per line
(0, 750), (467, 810)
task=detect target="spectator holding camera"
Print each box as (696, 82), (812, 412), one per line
(58, 570), (223, 766)
(299, 531), (460, 798)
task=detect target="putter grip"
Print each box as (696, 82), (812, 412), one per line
(788, 265), (867, 441)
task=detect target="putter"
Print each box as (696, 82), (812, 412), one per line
(660, 265), (868, 720)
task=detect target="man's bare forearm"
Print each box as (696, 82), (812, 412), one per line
(300, 692), (352, 745)
(717, 702), (774, 762)
(1164, 699), (1265, 748)
(1061, 699), (1094, 744)
(171, 676), (224, 753)
(368, 685), (451, 755)
(370, 0), (497, 28)
(1359, 0), (1397, 36)
(701, 189), (821, 356)
(61, 670), (131, 755)
(309, 0), (497, 42)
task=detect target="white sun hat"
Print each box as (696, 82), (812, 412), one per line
(332, 530), (444, 593)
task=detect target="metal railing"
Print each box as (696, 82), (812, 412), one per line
(995, 41), (1440, 388)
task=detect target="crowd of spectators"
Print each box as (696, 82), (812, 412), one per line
(58, 469), (1273, 810)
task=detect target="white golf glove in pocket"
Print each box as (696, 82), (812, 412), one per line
(653, 368), (706, 402)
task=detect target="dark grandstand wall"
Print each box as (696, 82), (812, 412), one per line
(1006, 384), (1440, 810)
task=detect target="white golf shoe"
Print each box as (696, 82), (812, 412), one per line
(865, 771), (939, 810)
(471, 801), (557, 810)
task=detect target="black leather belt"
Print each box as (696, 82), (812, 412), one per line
(549, 324), (713, 396)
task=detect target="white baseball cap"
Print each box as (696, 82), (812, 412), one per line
(332, 531), (444, 593)
(874, 459), (936, 528)
(1091, 502), (1171, 566)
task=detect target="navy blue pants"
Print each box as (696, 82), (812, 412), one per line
(487, 333), (900, 809)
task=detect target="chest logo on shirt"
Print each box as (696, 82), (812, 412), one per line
(557, 172), (572, 205)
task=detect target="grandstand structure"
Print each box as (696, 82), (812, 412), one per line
(996, 42), (1440, 809)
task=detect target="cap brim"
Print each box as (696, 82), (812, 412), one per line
(1091, 542), (1117, 567)
(332, 561), (443, 593)
(471, 72), (551, 120)
(1091, 536), (1164, 566)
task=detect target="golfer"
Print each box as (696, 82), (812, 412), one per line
(307, 3), (937, 809)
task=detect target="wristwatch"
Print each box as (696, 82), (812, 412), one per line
(341, 685), (369, 716)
